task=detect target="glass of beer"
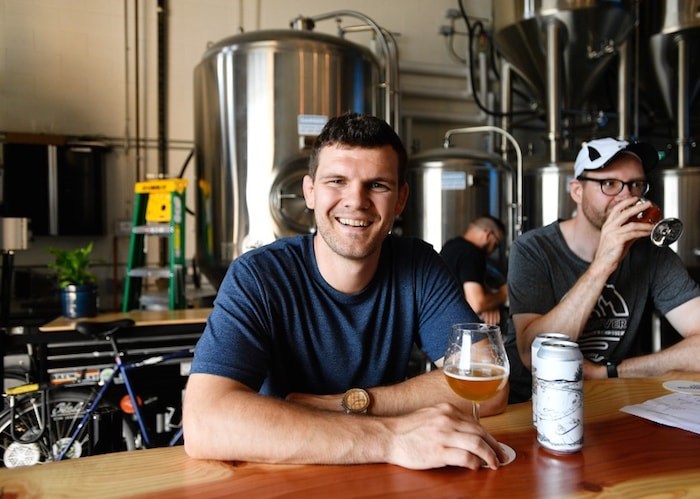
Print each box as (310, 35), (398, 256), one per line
(627, 198), (684, 247)
(443, 323), (509, 423)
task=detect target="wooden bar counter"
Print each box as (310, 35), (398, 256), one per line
(1, 373), (699, 498)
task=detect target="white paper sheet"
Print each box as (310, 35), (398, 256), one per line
(620, 392), (700, 434)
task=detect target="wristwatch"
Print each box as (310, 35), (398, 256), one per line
(606, 361), (619, 378)
(341, 388), (371, 414)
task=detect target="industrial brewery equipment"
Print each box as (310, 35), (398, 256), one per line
(647, 0), (700, 275)
(193, 13), (397, 288)
(402, 126), (519, 263)
(489, 0), (699, 348)
(492, 0), (637, 230)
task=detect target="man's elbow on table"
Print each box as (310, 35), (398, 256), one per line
(182, 373), (247, 460)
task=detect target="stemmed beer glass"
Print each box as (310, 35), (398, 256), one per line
(443, 323), (510, 423)
(628, 199), (683, 247)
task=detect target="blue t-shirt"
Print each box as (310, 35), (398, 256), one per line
(191, 234), (479, 397)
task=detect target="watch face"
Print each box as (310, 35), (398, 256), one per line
(343, 388), (370, 413)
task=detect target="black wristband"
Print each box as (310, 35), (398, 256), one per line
(606, 361), (619, 378)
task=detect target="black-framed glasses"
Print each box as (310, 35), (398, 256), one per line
(577, 176), (650, 197)
(484, 228), (503, 247)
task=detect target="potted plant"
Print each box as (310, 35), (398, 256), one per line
(48, 242), (99, 318)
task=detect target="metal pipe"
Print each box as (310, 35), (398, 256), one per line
(546, 19), (560, 164)
(399, 62), (469, 80)
(401, 109), (484, 124)
(617, 40), (629, 140)
(479, 50), (489, 124)
(134, 0), (141, 181)
(443, 126), (524, 240)
(632, 0), (640, 139)
(123, 0), (131, 156)
(48, 145), (58, 236)
(499, 60), (512, 158)
(337, 23), (401, 132)
(157, 0), (168, 176)
(677, 35), (689, 167)
(304, 10), (397, 132)
(401, 85), (472, 101)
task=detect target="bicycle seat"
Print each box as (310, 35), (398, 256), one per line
(75, 319), (136, 339)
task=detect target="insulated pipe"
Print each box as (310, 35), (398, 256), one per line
(479, 50), (489, 124)
(134, 0), (141, 181)
(157, 0), (168, 176)
(123, 0), (130, 155)
(677, 36), (689, 167)
(443, 126), (524, 240)
(546, 19), (561, 164)
(297, 11), (398, 133)
(617, 40), (629, 140)
(499, 60), (512, 157)
(399, 61), (469, 80)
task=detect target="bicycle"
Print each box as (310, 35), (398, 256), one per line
(0, 319), (193, 467)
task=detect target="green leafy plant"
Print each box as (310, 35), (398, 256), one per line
(48, 242), (97, 288)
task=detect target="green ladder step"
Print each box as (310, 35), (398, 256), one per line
(122, 178), (188, 312)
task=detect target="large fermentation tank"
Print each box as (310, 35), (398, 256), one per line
(492, 0), (635, 110)
(522, 160), (576, 231)
(194, 30), (380, 288)
(647, 0), (700, 278)
(402, 148), (513, 256)
(649, 0), (700, 135)
(649, 168), (700, 273)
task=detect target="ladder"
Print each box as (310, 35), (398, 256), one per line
(122, 178), (188, 312)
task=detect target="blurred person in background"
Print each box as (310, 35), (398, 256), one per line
(440, 216), (508, 326)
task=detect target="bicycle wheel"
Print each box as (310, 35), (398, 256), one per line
(0, 389), (133, 467)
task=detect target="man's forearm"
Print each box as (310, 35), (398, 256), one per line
(464, 283), (507, 314)
(617, 334), (700, 378)
(368, 368), (507, 417)
(184, 377), (391, 464)
(287, 368), (507, 418)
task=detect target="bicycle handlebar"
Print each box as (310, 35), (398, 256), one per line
(75, 319), (136, 339)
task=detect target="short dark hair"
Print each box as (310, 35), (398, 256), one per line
(308, 112), (408, 184)
(472, 215), (506, 236)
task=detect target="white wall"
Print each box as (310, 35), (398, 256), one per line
(0, 0), (491, 300)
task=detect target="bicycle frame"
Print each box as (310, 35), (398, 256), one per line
(54, 334), (192, 461)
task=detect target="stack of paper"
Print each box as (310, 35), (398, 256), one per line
(620, 391), (700, 435)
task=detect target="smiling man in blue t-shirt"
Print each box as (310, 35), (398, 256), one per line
(184, 113), (508, 470)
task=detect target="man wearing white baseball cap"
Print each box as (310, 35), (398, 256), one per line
(504, 137), (700, 403)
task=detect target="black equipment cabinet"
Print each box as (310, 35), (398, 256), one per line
(0, 134), (107, 236)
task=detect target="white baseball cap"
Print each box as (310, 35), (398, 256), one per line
(574, 137), (659, 179)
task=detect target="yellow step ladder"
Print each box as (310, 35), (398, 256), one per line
(122, 178), (188, 311)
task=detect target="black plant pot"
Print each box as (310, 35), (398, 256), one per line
(60, 284), (98, 318)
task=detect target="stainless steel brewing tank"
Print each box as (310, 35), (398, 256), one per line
(402, 148), (513, 254)
(194, 30), (380, 288)
(492, 0), (635, 109)
(521, 160), (576, 232)
(648, 166), (700, 272)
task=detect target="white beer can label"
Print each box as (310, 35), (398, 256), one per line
(535, 340), (583, 453)
(531, 333), (569, 428)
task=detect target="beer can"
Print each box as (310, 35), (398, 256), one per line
(535, 340), (583, 453)
(531, 333), (569, 428)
